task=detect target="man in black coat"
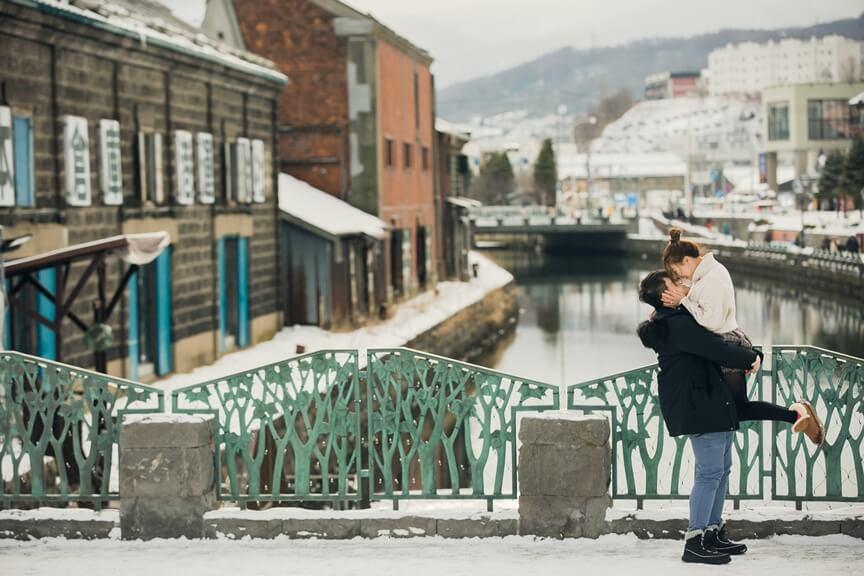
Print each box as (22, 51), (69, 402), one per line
(637, 270), (762, 565)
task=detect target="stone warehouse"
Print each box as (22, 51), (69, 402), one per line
(0, 0), (286, 380)
(204, 0), (440, 306)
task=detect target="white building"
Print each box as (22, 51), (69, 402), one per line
(708, 36), (862, 97)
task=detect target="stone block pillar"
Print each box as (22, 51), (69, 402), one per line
(518, 413), (611, 538)
(120, 414), (216, 540)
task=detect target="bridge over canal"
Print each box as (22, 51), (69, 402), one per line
(467, 206), (637, 253)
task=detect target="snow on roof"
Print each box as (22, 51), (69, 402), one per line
(851, 91), (864, 106)
(722, 165), (796, 192)
(590, 96), (761, 157)
(278, 173), (388, 240)
(557, 146), (687, 179)
(17, 0), (286, 84)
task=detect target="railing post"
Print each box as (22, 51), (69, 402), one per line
(120, 414), (216, 540)
(518, 413), (611, 538)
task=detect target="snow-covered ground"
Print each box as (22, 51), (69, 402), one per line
(154, 251), (513, 393)
(1, 533), (861, 576)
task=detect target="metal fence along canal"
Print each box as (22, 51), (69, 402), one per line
(2, 346), (862, 509)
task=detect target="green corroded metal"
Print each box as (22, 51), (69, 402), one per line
(172, 350), (362, 502)
(0, 351), (164, 505)
(366, 348), (559, 500)
(568, 361), (764, 503)
(771, 346), (864, 504)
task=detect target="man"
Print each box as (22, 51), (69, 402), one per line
(637, 270), (761, 565)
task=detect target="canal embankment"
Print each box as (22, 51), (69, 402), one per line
(626, 235), (864, 304)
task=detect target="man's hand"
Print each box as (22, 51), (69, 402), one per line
(661, 283), (690, 308)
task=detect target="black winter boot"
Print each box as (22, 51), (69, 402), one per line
(682, 530), (732, 565)
(703, 523), (747, 555)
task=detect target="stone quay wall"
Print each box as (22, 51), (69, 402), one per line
(405, 281), (519, 364)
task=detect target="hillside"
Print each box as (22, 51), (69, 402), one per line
(438, 13), (864, 121)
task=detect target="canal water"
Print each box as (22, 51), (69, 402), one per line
(477, 250), (864, 386)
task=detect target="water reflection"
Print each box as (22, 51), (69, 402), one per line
(478, 251), (864, 386)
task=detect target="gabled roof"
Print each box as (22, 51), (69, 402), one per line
(278, 173), (388, 240)
(311, 0), (432, 64)
(11, 0), (286, 84)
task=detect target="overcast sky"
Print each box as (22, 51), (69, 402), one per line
(165, 0), (862, 88)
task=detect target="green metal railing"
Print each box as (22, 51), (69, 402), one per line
(365, 348), (558, 505)
(4, 345), (862, 509)
(0, 351), (164, 505)
(567, 345), (864, 508)
(171, 348), (558, 506)
(172, 350), (363, 503)
(771, 346), (864, 505)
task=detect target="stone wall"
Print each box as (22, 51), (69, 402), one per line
(405, 282), (519, 363)
(518, 414), (611, 538)
(0, 1), (282, 374)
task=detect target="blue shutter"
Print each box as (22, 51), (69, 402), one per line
(217, 238), (227, 352)
(35, 268), (56, 360)
(155, 250), (172, 375)
(127, 268), (139, 381)
(237, 237), (249, 347)
(13, 116), (34, 207)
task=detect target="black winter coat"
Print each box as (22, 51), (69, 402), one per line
(637, 307), (763, 437)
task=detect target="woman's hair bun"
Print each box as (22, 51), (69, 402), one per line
(669, 228), (682, 243)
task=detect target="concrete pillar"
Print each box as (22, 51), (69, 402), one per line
(120, 414), (216, 540)
(518, 413), (611, 538)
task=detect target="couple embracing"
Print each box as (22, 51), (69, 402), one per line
(637, 229), (825, 565)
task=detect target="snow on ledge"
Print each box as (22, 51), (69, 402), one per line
(123, 414), (213, 425)
(0, 508), (120, 522)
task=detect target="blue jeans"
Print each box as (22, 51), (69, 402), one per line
(687, 431), (733, 533)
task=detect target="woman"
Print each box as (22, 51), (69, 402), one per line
(637, 270), (760, 565)
(659, 229), (823, 444)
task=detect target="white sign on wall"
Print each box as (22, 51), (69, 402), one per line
(64, 115), (91, 207)
(236, 137), (252, 203)
(0, 107), (14, 207)
(196, 132), (215, 204)
(174, 130), (195, 205)
(251, 138), (266, 203)
(99, 119), (123, 205)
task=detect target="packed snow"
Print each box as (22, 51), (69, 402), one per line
(154, 251), (513, 393)
(0, 533), (861, 576)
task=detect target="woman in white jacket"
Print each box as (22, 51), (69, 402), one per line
(659, 228), (824, 446)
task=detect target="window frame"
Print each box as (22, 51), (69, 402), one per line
(403, 142), (413, 169)
(807, 99), (851, 141)
(384, 138), (395, 168)
(12, 114), (35, 207)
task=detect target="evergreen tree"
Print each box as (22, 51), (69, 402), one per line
(818, 150), (846, 210)
(533, 138), (558, 206)
(472, 152), (515, 205)
(842, 136), (864, 212)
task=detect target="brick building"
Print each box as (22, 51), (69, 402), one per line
(203, 0), (438, 304)
(0, 0), (286, 380)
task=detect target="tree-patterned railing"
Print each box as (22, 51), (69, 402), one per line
(365, 348), (558, 506)
(5, 345), (860, 509)
(0, 351), (164, 506)
(172, 350), (362, 503)
(771, 346), (864, 507)
(171, 348), (558, 507)
(567, 360), (765, 507)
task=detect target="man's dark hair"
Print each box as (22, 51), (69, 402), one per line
(637, 270), (670, 349)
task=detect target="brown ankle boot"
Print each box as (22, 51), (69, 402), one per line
(791, 400), (824, 446)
